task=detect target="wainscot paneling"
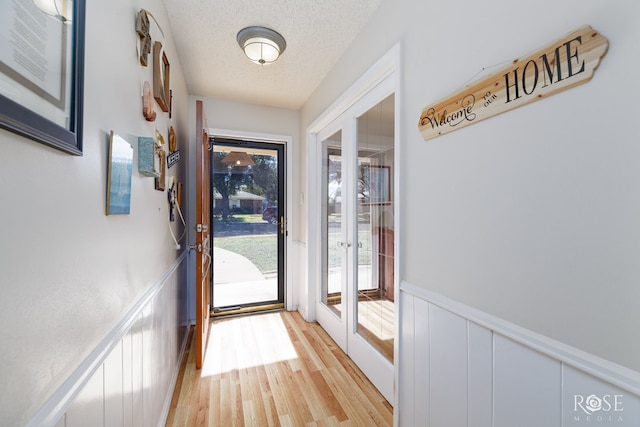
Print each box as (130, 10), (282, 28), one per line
(399, 281), (640, 427)
(398, 290), (416, 427)
(429, 305), (468, 427)
(26, 252), (190, 427)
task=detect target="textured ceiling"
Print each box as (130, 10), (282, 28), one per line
(161, 0), (383, 110)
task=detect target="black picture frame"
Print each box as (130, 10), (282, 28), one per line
(0, 0), (86, 155)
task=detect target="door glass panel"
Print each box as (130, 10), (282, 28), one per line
(321, 131), (343, 316)
(211, 143), (283, 312)
(355, 95), (395, 361)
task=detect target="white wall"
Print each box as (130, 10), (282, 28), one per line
(301, 0), (640, 376)
(0, 0), (191, 424)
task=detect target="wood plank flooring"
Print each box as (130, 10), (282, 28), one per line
(166, 311), (393, 426)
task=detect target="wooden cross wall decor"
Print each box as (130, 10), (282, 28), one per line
(136, 10), (151, 66)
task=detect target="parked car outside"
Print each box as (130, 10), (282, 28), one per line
(262, 206), (278, 224)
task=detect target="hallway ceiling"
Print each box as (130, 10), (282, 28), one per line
(161, 0), (383, 110)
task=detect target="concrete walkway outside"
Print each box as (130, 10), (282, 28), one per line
(213, 247), (264, 284)
(213, 247), (277, 307)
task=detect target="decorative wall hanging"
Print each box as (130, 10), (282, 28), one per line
(155, 128), (166, 146)
(167, 125), (180, 168)
(136, 9), (151, 66)
(167, 150), (180, 169)
(153, 41), (170, 112)
(169, 89), (173, 118)
(154, 129), (166, 190)
(107, 131), (134, 215)
(155, 148), (166, 191)
(0, 0), (86, 155)
(138, 136), (160, 177)
(142, 81), (156, 121)
(168, 125), (176, 152)
(167, 177), (187, 249)
(418, 26), (608, 141)
(135, 8), (164, 66)
(168, 179), (177, 222)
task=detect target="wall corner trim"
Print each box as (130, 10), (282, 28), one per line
(400, 280), (640, 397)
(25, 251), (189, 427)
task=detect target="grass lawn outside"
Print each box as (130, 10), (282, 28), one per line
(213, 213), (263, 223)
(214, 218), (374, 275)
(214, 234), (277, 273)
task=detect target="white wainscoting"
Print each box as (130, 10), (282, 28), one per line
(27, 252), (191, 427)
(399, 281), (640, 427)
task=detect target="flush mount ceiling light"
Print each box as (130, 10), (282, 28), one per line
(221, 151), (255, 167)
(237, 26), (286, 65)
(33, 0), (72, 23)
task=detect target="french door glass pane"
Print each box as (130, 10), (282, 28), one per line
(355, 94), (395, 361)
(321, 131), (343, 317)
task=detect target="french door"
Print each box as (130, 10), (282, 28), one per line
(315, 76), (396, 403)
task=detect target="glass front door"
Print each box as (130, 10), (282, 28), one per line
(211, 139), (285, 315)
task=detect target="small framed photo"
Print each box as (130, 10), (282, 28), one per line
(106, 131), (133, 215)
(362, 165), (391, 204)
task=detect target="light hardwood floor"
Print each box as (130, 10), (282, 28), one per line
(166, 311), (393, 426)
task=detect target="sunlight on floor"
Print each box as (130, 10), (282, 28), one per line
(166, 311), (393, 426)
(201, 312), (298, 377)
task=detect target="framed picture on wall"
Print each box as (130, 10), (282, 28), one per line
(153, 41), (170, 112)
(106, 131), (133, 215)
(0, 0), (86, 155)
(362, 165), (391, 204)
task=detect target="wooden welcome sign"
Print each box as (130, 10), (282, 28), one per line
(418, 26), (608, 141)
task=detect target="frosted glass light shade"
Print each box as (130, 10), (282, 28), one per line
(237, 26), (286, 65)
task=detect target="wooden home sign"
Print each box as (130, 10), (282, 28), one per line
(418, 26), (608, 141)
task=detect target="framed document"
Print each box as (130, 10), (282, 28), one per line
(0, 0), (86, 155)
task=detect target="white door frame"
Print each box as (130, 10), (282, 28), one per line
(305, 44), (401, 406)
